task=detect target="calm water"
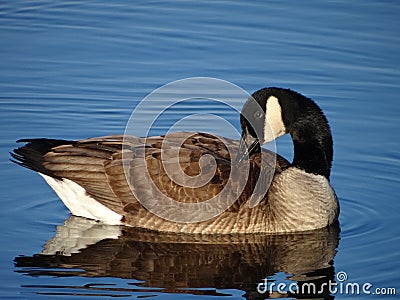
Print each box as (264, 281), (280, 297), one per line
(1, 1), (399, 299)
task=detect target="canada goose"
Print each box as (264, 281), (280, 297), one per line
(11, 87), (339, 234)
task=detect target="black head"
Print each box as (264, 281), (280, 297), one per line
(236, 87), (333, 179)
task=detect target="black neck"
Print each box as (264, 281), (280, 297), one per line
(291, 113), (333, 179)
(249, 87), (334, 179)
(274, 88), (333, 179)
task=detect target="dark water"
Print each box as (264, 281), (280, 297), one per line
(1, 1), (399, 299)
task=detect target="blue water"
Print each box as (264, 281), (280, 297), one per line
(1, 1), (400, 299)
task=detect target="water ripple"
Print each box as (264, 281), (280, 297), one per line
(339, 197), (382, 241)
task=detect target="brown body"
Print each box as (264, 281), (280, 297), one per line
(13, 132), (311, 234)
(11, 88), (340, 234)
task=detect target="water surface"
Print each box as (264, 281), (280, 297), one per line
(1, 1), (399, 299)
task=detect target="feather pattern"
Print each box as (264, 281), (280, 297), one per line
(10, 87), (340, 234)
(11, 132), (303, 233)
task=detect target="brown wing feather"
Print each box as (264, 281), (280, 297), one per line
(12, 132), (290, 230)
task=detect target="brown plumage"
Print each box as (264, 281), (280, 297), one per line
(11, 132), (291, 234)
(11, 87), (339, 234)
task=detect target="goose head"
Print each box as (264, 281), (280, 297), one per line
(237, 87), (333, 179)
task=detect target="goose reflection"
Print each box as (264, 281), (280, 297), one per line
(15, 216), (340, 299)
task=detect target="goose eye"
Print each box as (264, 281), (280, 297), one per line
(254, 111), (263, 119)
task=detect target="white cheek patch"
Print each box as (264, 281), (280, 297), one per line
(264, 96), (287, 143)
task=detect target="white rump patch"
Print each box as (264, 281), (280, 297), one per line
(264, 96), (287, 143)
(39, 173), (122, 225)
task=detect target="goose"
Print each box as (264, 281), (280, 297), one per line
(11, 87), (339, 234)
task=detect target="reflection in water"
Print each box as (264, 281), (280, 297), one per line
(15, 216), (340, 299)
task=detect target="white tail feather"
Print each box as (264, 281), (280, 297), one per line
(39, 173), (122, 225)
